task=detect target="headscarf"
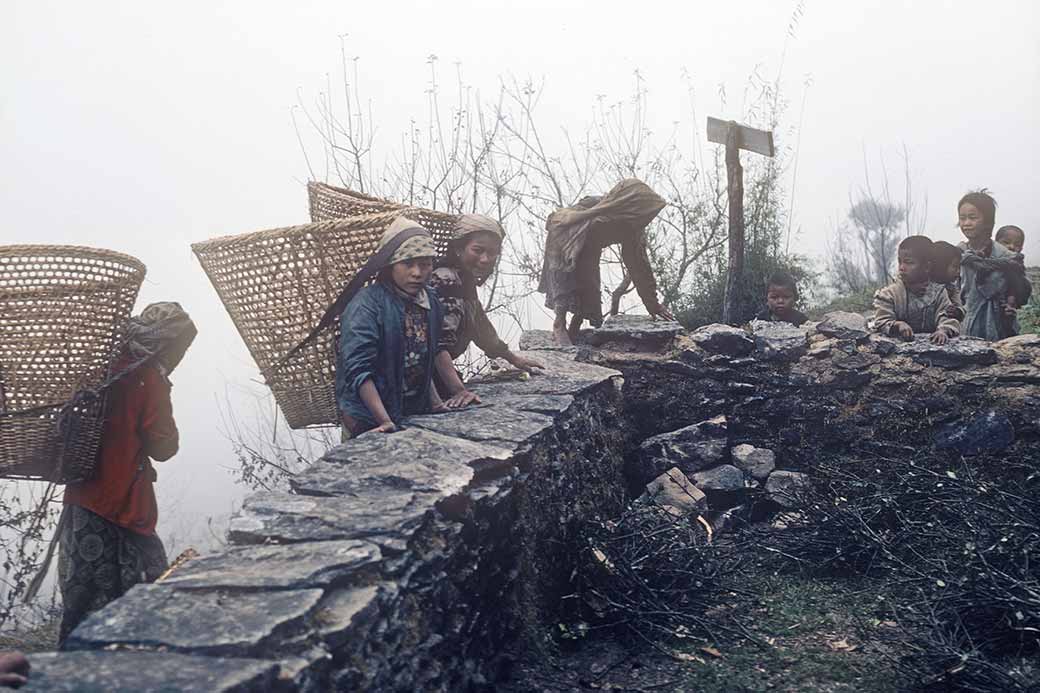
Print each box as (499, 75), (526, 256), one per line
(281, 216), (435, 364)
(382, 216), (438, 266)
(125, 302), (197, 374)
(453, 214), (505, 242)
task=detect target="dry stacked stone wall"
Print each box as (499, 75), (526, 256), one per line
(25, 313), (1040, 692)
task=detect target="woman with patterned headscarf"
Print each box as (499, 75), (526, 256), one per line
(337, 217), (447, 435)
(428, 214), (544, 409)
(57, 301), (197, 643)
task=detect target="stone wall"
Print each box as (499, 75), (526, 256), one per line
(25, 351), (627, 692)
(24, 314), (1040, 691)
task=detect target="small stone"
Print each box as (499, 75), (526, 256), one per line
(765, 471), (811, 509)
(638, 467), (707, 516)
(817, 311), (870, 341)
(637, 415), (728, 480)
(689, 324), (755, 356)
(934, 411), (1015, 455)
(731, 444), (776, 480)
(896, 336), (998, 368)
(689, 464), (745, 492)
(750, 320), (808, 362)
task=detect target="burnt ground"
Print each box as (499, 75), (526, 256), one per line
(501, 572), (912, 693)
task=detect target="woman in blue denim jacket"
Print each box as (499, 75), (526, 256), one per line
(337, 217), (447, 436)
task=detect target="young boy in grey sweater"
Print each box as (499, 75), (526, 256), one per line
(873, 236), (960, 345)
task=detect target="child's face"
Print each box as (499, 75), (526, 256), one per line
(941, 256), (962, 283)
(959, 203), (988, 242)
(458, 232), (501, 280)
(766, 284), (796, 317)
(391, 257), (434, 295)
(898, 249), (929, 285)
(997, 229), (1024, 254)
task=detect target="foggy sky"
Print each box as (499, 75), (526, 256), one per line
(3, 0), (1038, 549)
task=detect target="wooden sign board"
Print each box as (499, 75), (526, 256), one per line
(706, 117), (775, 158)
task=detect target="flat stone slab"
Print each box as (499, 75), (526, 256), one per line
(408, 401), (555, 448)
(689, 323), (755, 356)
(637, 415), (728, 480)
(750, 319), (808, 361)
(689, 464), (745, 492)
(731, 444), (776, 480)
(638, 467), (707, 515)
(65, 583), (323, 656)
(996, 333), (1040, 349)
(586, 314), (683, 348)
(468, 350), (620, 400)
(293, 427), (505, 498)
(229, 491), (421, 550)
(896, 336), (998, 368)
(22, 651), (278, 693)
(816, 311), (869, 341)
(160, 539), (381, 590)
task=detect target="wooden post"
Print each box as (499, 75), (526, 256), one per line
(707, 117), (775, 325)
(722, 125), (744, 325)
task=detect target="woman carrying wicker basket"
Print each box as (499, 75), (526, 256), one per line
(428, 214), (544, 409)
(56, 302), (196, 644)
(336, 218), (448, 435)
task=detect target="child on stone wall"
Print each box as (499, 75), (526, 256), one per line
(957, 191), (1032, 340)
(930, 240), (965, 321)
(873, 236), (959, 345)
(994, 224), (1029, 335)
(336, 218), (447, 436)
(755, 271), (808, 326)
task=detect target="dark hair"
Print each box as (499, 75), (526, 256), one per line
(957, 189), (997, 236)
(995, 225), (1024, 243)
(930, 240), (961, 270)
(766, 271), (798, 298)
(899, 235), (934, 262)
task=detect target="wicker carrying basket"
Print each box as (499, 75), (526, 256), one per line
(192, 206), (460, 429)
(308, 182), (461, 252)
(0, 245), (146, 482)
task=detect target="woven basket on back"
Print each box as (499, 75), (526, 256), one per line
(308, 181), (460, 254)
(0, 245), (146, 482)
(193, 206), (459, 429)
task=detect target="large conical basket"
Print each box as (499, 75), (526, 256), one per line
(308, 181), (461, 245)
(0, 245), (146, 482)
(192, 207), (459, 429)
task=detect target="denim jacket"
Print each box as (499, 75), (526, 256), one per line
(336, 281), (443, 428)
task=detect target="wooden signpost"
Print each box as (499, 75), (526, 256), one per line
(706, 117), (775, 325)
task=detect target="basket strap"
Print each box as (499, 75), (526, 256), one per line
(279, 227), (429, 365)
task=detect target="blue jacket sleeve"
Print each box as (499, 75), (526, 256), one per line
(339, 290), (382, 398)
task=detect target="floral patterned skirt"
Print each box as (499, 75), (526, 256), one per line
(57, 505), (167, 644)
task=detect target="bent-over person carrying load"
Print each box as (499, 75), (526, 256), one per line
(539, 178), (674, 346)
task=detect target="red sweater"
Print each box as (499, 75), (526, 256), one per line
(64, 364), (179, 536)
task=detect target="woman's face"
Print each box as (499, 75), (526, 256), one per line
(959, 203), (989, 242)
(390, 257), (434, 295)
(458, 232), (501, 280)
